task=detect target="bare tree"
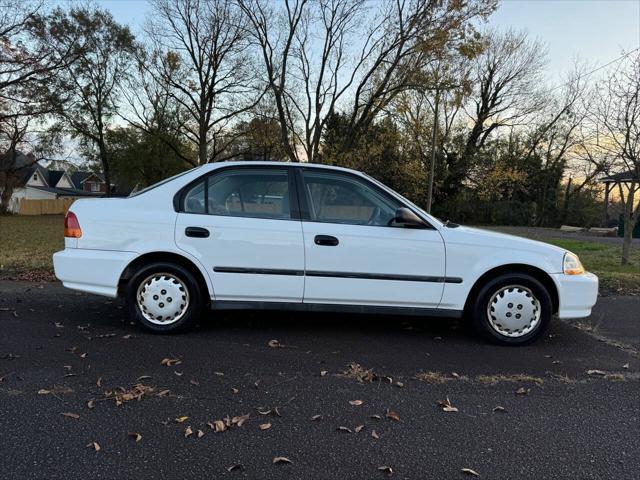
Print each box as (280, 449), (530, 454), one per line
(462, 30), (547, 166)
(144, 0), (262, 165)
(238, 0), (495, 163)
(591, 53), (640, 264)
(44, 7), (136, 195)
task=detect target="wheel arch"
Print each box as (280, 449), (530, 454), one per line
(118, 251), (212, 303)
(464, 264), (559, 315)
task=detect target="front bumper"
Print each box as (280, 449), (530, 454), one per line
(53, 248), (137, 298)
(550, 272), (599, 319)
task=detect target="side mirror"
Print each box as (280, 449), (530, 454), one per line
(393, 207), (427, 228)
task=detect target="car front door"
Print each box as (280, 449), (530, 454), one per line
(297, 168), (447, 309)
(175, 166), (305, 303)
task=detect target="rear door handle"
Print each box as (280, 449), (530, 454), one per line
(314, 235), (339, 246)
(185, 227), (210, 238)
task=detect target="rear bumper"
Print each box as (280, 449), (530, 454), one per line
(53, 249), (137, 298)
(551, 272), (599, 319)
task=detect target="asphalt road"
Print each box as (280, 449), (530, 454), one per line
(0, 281), (638, 480)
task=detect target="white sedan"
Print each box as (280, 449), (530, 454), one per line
(53, 162), (598, 345)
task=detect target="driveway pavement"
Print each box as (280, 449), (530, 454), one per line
(0, 281), (638, 479)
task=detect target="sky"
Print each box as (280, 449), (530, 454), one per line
(93, 0), (640, 86)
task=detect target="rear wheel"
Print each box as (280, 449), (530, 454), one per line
(126, 262), (204, 333)
(471, 273), (552, 345)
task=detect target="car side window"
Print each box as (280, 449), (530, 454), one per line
(182, 168), (292, 220)
(301, 170), (400, 226)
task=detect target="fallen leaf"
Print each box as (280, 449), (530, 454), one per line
(37, 389), (51, 395)
(349, 399), (363, 406)
(623, 363), (629, 369)
(372, 430), (380, 439)
(451, 372), (460, 378)
(310, 415), (322, 421)
(268, 339), (283, 348)
(232, 414), (250, 427)
(493, 406), (506, 413)
(273, 456), (292, 464)
(461, 467), (480, 476)
(259, 422), (272, 430)
(320, 370), (328, 376)
(161, 358), (181, 367)
(174, 371), (183, 376)
(61, 412), (80, 419)
(227, 464), (243, 472)
(395, 381), (404, 388)
(337, 426), (352, 433)
(79, 353), (87, 359)
(175, 416), (189, 423)
(122, 334), (133, 339)
(157, 389), (171, 397)
(231, 387), (239, 394)
(370, 414), (382, 420)
(385, 409), (400, 421)
(87, 399), (96, 409)
(355, 425), (364, 433)
(96, 377), (102, 387)
(211, 420), (226, 432)
(128, 432), (142, 442)
(137, 375), (152, 381)
(184, 426), (193, 437)
(378, 466), (393, 476)
(587, 369), (607, 376)
(515, 387), (530, 395)
(190, 379), (200, 386)
(197, 429), (204, 438)
(437, 397), (458, 413)
(87, 442), (101, 452)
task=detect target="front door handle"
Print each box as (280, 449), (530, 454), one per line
(314, 235), (339, 246)
(185, 226), (210, 238)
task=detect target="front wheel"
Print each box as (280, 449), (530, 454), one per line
(126, 262), (204, 333)
(471, 273), (552, 345)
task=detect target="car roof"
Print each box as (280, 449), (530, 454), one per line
(201, 161), (363, 176)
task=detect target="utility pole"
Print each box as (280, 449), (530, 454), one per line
(426, 87), (440, 213)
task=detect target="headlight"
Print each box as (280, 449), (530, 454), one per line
(563, 252), (585, 275)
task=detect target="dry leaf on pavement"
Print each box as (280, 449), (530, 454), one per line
(378, 466), (393, 476)
(86, 442), (101, 452)
(437, 398), (458, 413)
(128, 432), (142, 442)
(385, 409), (400, 421)
(349, 400), (363, 406)
(462, 467), (480, 476)
(273, 456), (292, 464)
(259, 423), (272, 430)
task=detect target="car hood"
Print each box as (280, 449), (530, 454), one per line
(441, 225), (568, 257)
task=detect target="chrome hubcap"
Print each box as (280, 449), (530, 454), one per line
(136, 273), (189, 325)
(487, 285), (541, 338)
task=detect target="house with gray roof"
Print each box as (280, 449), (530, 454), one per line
(1, 151), (110, 213)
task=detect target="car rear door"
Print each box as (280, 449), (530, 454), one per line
(297, 168), (447, 308)
(175, 166), (305, 303)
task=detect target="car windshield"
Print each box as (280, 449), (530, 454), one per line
(128, 167), (199, 197)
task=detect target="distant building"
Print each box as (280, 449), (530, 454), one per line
(1, 151), (112, 213)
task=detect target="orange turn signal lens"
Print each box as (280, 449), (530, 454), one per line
(64, 211), (82, 238)
(563, 252), (584, 275)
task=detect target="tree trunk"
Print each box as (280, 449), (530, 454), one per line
(98, 139), (111, 197)
(621, 182), (636, 266)
(0, 180), (15, 214)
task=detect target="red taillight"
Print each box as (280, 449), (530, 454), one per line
(64, 211), (82, 238)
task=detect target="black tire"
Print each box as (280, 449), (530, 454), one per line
(471, 273), (552, 345)
(126, 262), (204, 333)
